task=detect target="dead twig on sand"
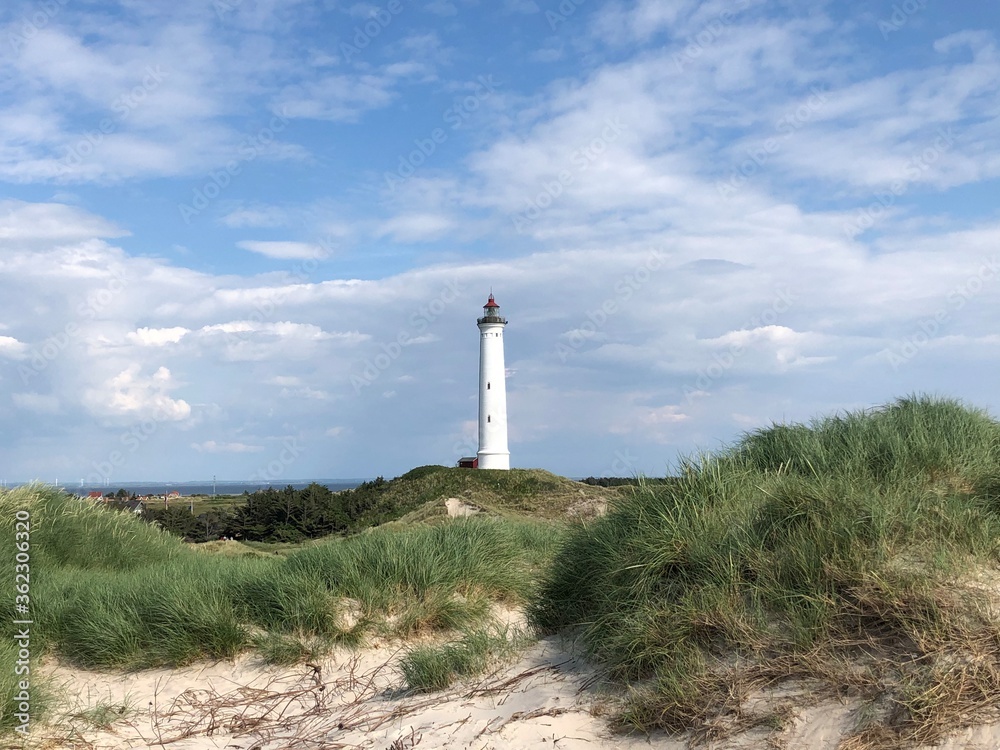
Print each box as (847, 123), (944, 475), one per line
(79, 648), (590, 750)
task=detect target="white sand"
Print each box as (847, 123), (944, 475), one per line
(39, 636), (664, 750)
(32, 637), (1000, 750)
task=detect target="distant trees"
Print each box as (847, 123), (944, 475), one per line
(96, 480), (403, 544)
(227, 483), (340, 542)
(142, 505), (202, 538)
(227, 479), (393, 542)
(579, 477), (638, 487)
(579, 477), (679, 487)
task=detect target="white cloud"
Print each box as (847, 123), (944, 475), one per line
(275, 75), (397, 122)
(191, 441), (264, 453)
(221, 206), (289, 228)
(198, 321), (355, 340)
(236, 240), (328, 260)
(127, 327), (190, 346)
(376, 213), (455, 242)
(84, 365), (191, 422)
(0, 200), (126, 241)
(194, 320), (367, 362)
(0, 19), (307, 183)
(0, 336), (26, 358)
(699, 324), (838, 374)
(279, 386), (329, 400)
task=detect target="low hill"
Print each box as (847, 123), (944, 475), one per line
(131, 467), (625, 544)
(352, 465), (625, 525)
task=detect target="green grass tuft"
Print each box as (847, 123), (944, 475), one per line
(400, 623), (531, 692)
(251, 632), (336, 666)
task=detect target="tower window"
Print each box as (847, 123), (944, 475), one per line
(487, 382), (491, 390)
(488, 415), (491, 422)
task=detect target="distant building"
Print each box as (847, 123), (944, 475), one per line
(457, 456), (479, 469)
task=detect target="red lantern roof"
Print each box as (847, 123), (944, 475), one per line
(484, 294), (500, 308)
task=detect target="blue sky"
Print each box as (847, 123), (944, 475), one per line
(1, 0), (999, 483)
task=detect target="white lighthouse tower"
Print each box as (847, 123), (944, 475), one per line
(477, 293), (510, 470)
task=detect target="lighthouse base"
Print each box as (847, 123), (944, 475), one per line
(476, 451), (510, 470)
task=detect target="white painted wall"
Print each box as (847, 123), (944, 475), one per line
(477, 308), (509, 470)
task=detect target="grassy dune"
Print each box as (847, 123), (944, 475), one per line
(532, 395), (1000, 747)
(0, 484), (560, 732)
(358, 464), (623, 523)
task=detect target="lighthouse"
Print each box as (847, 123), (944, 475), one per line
(477, 293), (510, 470)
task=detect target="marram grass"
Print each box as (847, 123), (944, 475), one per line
(400, 622), (531, 693)
(531, 395), (1000, 748)
(0, 483), (557, 734)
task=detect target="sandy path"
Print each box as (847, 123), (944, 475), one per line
(39, 637), (666, 750)
(33, 638), (1000, 750)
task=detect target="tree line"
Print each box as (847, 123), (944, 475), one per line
(579, 476), (679, 487)
(101, 479), (398, 543)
